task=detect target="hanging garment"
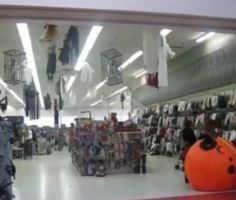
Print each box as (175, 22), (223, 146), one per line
(44, 93), (52, 110)
(120, 93), (125, 109)
(143, 27), (161, 88)
(158, 36), (175, 87)
(68, 26), (79, 57)
(59, 26), (79, 65)
(24, 82), (40, 120)
(47, 52), (56, 81)
(40, 24), (58, 43)
(59, 41), (70, 65)
(0, 85), (7, 112)
(24, 65), (32, 85)
(80, 62), (95, 83)
(143, 27), (159, 73)
(55, 79), (64, 110)
(54, 99), (59, 126)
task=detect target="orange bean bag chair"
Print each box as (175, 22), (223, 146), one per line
(185, 136), (236, 191)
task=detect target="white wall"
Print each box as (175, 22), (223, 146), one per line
(8, 106), (130, 127)
(0, 0), (236, 19)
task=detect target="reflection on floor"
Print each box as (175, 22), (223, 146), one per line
(13, 150), (234, 200)
(139, 191), (236, 200)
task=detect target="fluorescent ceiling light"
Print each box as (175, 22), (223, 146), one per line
(90, 99), (103, 107)
(66, 75), (77, 92)
(135, 70), (147, 78)
(160, 29), (172, 37)
(118, 50), (143, 71)
(17, 23), (44, 108)
(196, 32), (215, 43)
(7, 104), (14, 110)
(108, 86), (128, 98)
(95, 78), (107, 90)
(84, 78), (107, 100)
(74, 26), (103, 71)
(132, 69), (145, 77)
(9, 89), (25, 105)
(132, 69), (146, 77)
(0, 78), (25, 106)
(0, 79), (8, 88)
(110, 101), (117, 106)
(67, 25), (103, 92)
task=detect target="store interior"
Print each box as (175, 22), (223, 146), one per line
(0, 18), (236, 200)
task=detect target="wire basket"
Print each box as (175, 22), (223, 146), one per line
(101, 48), (123, 86)
(4, 49), (26, 85)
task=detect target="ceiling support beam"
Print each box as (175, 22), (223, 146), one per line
(0, 6), (236, 32)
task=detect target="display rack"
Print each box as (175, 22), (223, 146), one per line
(0, 120), (16, 200)
(72, 117), (146, 176)
(137, 91), (236, 156)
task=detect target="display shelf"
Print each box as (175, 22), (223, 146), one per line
(165, 108), (236, 118)
(72, 119), (146, 176)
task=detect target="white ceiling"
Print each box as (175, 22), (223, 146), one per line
(0, 19), (231, 110)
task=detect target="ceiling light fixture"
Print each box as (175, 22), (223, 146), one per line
(0, 78), (25, 105)
(66, 75), (77, 92)
(196, 32), (215, 43)
(67, 25), (103, 92)
(8, 89), (25, 105)
(7, 104), (14, 110)
(90, 99), (103, 107)
(132, 69), (146, 77)
(0, 78), (8, 88)
(108, 86), (128, 98)
(17, 23), (44, 108)
(135, 70), (147, 78)
(84, 78), (108, 100)
(109, 101), (117, 106)
(118, 50), (143, 71)
(95, 78), (108, 90)
(160, 29), (172, 37)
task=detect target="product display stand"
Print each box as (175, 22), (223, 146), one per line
(0, 120), (16, 200)
(72, 117), (146, 176)
(137, 92), (236, 156)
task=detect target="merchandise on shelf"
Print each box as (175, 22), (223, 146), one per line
(137, 90), (236, 157)
(0, 120), (16, 200)
(71, 117), (146, 176)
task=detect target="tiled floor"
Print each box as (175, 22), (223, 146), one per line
(139, 191), (236, 200)
(13, 150), (234, 200)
